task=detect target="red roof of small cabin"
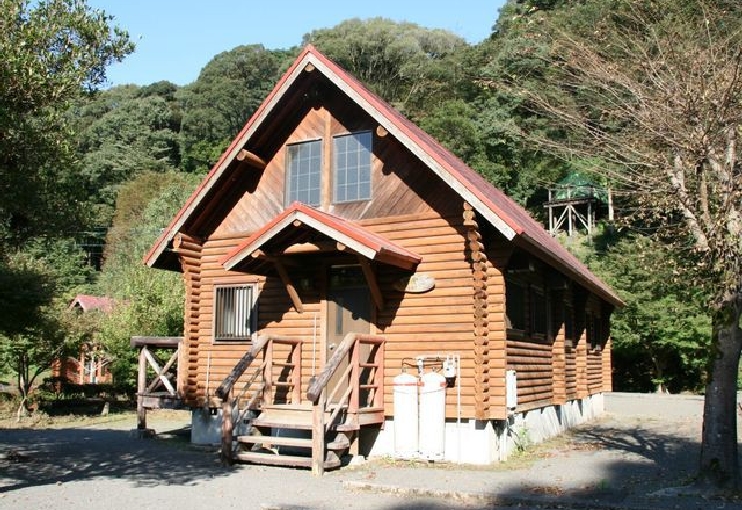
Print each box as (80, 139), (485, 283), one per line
(69, 294), (115, 313)
(144, 45), (622, 307)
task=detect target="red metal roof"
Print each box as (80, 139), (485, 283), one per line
(221, 202), (421, 271)
(145, 45), (622, 307)
(69, 294), (115, 313)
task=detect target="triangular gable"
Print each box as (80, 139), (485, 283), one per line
(145, 45), (622, 307)
(221, 202), (420, 272)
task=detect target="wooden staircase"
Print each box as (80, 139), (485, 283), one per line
(216, 333), (385, 474)
(233, 404), (354, 469)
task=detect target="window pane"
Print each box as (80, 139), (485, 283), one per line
(334, 131), (371, 203)
(287, 140), (321, 206)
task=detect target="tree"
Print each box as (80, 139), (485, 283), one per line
(178, 45), (290, 172)
(0, 0), (131, 409)
(74, 85), (182, 225)
(96, 172), (200, 386)
(0, 239), (95, 416)
(0, 0), (133, 247)
(450, 2), (574, 207)
(507, 0), (742, 487)
(305, 18), (469, 119)
(587, 234), (711, 393)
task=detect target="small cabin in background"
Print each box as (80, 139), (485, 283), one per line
(52, 294), (114, 385)
(142, 46), (622, 472)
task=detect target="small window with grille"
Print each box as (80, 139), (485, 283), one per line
(214, 284), (256, 341)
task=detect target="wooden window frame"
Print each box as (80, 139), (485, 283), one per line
(529, 285), (547, 340)
(564, 300), (575, 350)
(285, 138), (322, 207)
(506, 278), (528, 337)
(332, 130), (373, 204)
(213, 283), (258, 343)
(588, 311), (603, 352)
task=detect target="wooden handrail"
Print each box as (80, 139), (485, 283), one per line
(307, 333), (385, 403)
(307, 333), (355, 402)
(215, 335), (270, 400)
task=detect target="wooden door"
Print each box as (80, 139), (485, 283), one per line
(326, 266), (371, 402)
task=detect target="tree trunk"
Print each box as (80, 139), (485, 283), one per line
(699, 298), (742, 488)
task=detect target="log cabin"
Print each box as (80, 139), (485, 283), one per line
(52, 294), (115, 386)
(143, 45), (622, 473)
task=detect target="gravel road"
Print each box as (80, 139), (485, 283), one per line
(0, 393), (740, 510)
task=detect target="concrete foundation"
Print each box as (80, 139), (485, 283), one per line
(191, 407), (252, 445)
(368, 393), (605, 464)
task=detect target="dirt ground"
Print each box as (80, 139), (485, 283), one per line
(0, 393), (740, 510)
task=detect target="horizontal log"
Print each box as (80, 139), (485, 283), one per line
(131, 336), (183, 348)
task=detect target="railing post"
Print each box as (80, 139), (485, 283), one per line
(292, 342), (302, 404)
(221, 395), (233, 465)
(312, 389), (326, 476)
(136, 346), (147, 430)
(375, 341), (385, 408)
(264, 340), (273, 405)
(350, 337), (360, 414)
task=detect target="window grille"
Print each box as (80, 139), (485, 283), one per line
(333, 131), (372, 202)
(286, 139), (322, 206)
(214, 285), (254, 341)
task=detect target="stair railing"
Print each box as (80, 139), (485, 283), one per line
(216, 334), (304, 465)
(306, 333), (385, 475)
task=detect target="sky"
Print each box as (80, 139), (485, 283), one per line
(87, 0), (507, 87)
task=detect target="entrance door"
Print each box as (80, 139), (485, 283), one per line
(326, 266), (371, 403)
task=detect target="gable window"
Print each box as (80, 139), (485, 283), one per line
(214, 284), (256, 341)
(287, 139), (322, 206)
(333, 131), (372, 203)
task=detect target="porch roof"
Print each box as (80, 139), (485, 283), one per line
(220, 202), (421, 273)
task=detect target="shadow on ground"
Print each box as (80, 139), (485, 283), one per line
(341, 419), (742, 510)
(0, 425), (228, 493)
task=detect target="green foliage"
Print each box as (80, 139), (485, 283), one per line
(305, 18), (469, 119)
(0, 0), (133, 247)
(74, 85), (182, 225)
(178, 45), (291, 173)
(584, 233), (711, 393)
(95, 171), (199, 386)
(0, 240), (94, 403)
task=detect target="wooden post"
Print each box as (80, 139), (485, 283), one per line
(350, 338), (360, 414)
(312, 390), (326, 476)
(292, 342), (302, 404)
(265, 340), (274, 405)
(221, 397), (233, 466)
(375, 341), (385, 409)
(136, 347), (147, 430)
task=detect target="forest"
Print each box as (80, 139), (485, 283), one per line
(0, 0), (722, 398)
(1, 0), (741, 484)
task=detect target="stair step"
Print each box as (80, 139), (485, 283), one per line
(233, 451), (341, 469)
(253, 416), (312, 430)
(327, 434), (350, 451)
(236, 435), (312, 449)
